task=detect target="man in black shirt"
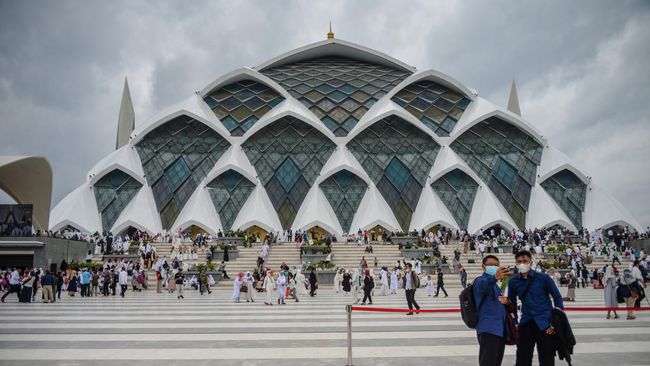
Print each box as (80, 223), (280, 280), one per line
(434, 269), (448, 297)
(175, 269), (185, 299)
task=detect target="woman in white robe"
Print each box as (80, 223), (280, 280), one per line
(352, 268), (362, 304)
(243, 272), (255, 302)
(380, 269), (389, 296)
(276, 272), (287, 305)
(295, 269), (307, 296)
(263, 271), (275, 305)
(334, 270), (343, 293)
(390, 269), (399, 294)
(231, 272), (244, 303)
(122, 238), (130, 253)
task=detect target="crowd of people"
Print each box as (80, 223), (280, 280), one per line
(2, 222), (649, 366)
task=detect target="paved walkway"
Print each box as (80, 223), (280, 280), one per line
(0, 287), (648, 365)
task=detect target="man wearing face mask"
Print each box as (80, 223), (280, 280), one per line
(473, 255), (511, 366)
(508, 250), (564, 366)
(402, 263), (420, 315)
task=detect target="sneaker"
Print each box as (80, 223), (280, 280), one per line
(406, 312), (413, 316)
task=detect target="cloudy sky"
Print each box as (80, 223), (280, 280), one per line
(1, 0), (648, 228)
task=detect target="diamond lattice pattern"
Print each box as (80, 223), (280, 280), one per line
(135, 115), (231, 229)
(430, 169), (478, 230)
(391, 80), (471, 136)
(346, 115), (440, 231)
(93, 169), (143, 232)
(241, 116), (336, 228)
(203, 79), (284, 136)
(261, 57), (412, 137)
(319, 170), (368, 233)
(206, 169), (256, 232)
(450, 116), (543, 229)
(540, 169), (586, 229)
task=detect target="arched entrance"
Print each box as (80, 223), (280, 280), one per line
(368, 225), (391, 242)
(115, 225), (140, 238)
(245, 225), (268, 242)
(482, 225), (508, 238)
(183, 225), (209, 239)
(306, 226), (330, 240)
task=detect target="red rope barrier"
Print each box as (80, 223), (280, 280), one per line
(351, 306), (650, 313)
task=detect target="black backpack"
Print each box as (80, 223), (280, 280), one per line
(459, 283), (485, 329)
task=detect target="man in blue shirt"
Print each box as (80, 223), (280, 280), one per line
(473, 255), (511, 366)
(508, 250), (564, 366)
(80, 269), (92, 297)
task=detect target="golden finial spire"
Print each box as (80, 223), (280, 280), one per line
(327, 21), (334, 39)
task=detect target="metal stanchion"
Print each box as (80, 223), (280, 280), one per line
(346, 304), (353, 366)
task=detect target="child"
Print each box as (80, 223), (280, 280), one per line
(426, 275), (434, 296)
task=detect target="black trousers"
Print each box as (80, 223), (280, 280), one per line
(120, 285), (127, 297)
(80, 284), (89, 297)
(516, 322), (556, 366)
(362, 288), (372, 303)
(478, 332), (505, 366)
(1, 284), (20, 301)
(435, 284), (448, 296)
(634, 288), (644, 307)
(405, 289), (420, 310)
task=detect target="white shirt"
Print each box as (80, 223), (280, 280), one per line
(118, 270), (128, 285)
(9, 270), (20, 285)
(405, 272), (413, 290)
(632, 267), (644, 285)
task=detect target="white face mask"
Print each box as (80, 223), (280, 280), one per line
(517, 263), (530, 273)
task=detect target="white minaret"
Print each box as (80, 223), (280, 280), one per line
(115, 77), (135, 150)
(507, 79), (521, 116)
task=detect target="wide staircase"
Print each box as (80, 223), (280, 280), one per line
(216, 242), (301, 287)
(91, 241), (208, 291)
(437, 242), (516, 288)
(330, 242), (404, 272)
(437, 241), (613, 288)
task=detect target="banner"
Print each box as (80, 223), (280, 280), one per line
(0, 204), (33, 236)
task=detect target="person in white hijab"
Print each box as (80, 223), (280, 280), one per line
(380, 268), (389, 296)
(334, 269), (343, 294)
(276, 271), (287, 305)
(390, 268), (399, 294)
(231, 272), (244, 303)
(243, 271), (255, 303)
(263, 270), (275, 306)
(352, 268), (363, 304)
(295, 268), (307, 296)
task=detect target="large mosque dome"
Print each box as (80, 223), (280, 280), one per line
(49, 36), (642, 237)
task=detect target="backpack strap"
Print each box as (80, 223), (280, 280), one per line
(476, 287), (489, 312)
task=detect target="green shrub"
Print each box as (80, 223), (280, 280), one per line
(301, 245), (331, 255)
(194, 263), (217, 272)
(305, 261), (335, 271)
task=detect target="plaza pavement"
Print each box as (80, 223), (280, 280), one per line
(0, 286), (648, 365)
